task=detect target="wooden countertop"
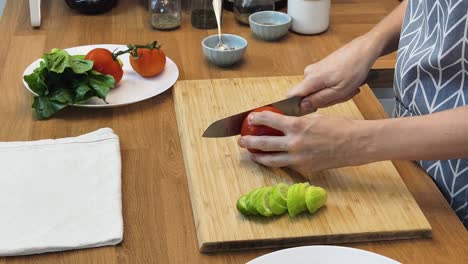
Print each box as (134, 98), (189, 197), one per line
(0, 0), (467, 263)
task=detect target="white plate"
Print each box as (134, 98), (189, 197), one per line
(22, 44), (179, 108)
(247, 246), (401, 264)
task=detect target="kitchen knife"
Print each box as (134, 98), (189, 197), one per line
(202, 68), (394, 138)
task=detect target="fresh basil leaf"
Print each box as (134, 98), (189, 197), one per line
(45, 70), (85, 95)
(69, 57), (93, 74)
(23, 62), (48, 96)
(32, 96), (67, 120)
(28, 49), (116, 119)
(75, 84), (95, 102)
(49, 89), (74, 104)
(43, 49), (70, 73)
(43, 49), (93, 74)
(71, 73), (88, 87)
(44, 71), (66, 93)
(72, 54), (86, 60)
(88, 71), (115, 101)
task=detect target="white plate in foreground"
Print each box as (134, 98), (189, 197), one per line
(22, 44), (179, 108)
(247, 246), (400, 264)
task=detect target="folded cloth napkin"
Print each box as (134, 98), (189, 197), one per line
(0, 128), (123, 256)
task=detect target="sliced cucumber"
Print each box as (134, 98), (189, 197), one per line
(268, 183), (288, 215)
(254, 187), (274, 217)
(305, 186), (328, 214)
(237, 182), (327, 218)
(269, 199), (287, 215)
(245, 189), (261, 215)
(287, 182), (310, 217)
(236, 195), (251, 215)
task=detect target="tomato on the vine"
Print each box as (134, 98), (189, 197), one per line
(85, 48), (123, 84)
(129, 45), (166, 77)
(240, 106), (285, 154)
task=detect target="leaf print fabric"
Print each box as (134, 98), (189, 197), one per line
(394, 0), (468, 228)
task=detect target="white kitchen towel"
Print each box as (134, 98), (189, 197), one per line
(0, 128), (123, 256)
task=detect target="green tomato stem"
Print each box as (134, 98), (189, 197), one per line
(112, 41), (161, 60)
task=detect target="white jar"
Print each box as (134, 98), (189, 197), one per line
(288, 0), (331, 35)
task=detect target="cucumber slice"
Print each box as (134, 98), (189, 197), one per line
(236, 195), (251, 216)
(254, 187), (274, 217)
(237, 183), (327, 218)
(287, 182), (310, 217)
(245, 189), (261, 215)
(305, 186), (328, 214)
(268, 183), (289, 215)
(269, 199), (287, 215)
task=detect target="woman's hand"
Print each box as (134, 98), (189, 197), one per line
(237, 111), (372, 174)
(289, 0), (410, 112)
(288, 35), (382, 112)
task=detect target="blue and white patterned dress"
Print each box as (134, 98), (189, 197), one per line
(394, 0), (468, 228)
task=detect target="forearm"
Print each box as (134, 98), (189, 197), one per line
(359, 106), (468, 162)
(362, 0), (408, 58)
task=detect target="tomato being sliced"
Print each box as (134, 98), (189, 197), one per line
(240, 106), (285, 153)
(85, 48), (123, 84)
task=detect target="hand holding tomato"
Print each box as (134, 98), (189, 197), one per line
(238, 110), (367, 174)
(240, 106), (285, 153)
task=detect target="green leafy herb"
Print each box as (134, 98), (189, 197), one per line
(32, 97), (68, 120)
(88, 71), (115, 101)
(23, 61), (48, 96)
(23, 49), (115, 119)
(75, 84), (94, 103)
(43, 48), (93, 74)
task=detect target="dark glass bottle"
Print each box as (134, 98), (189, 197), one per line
(224, 0), (286, 12)
(234, 0), (274, 25)
(223, 0), (234, 11)
(275, 0), (287, 10)
(191, 0), (218, 29)
(65, 0), (118, 14)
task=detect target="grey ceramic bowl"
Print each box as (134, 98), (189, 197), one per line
(249, 11), (292, 41)
(202, 34), (248, 67)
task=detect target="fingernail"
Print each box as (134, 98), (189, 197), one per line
(248, 113), (254, 124)
(238, 138), (244, 147)
(301, 100), (312, 111)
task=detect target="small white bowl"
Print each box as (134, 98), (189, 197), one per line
(202, 34), (248, 67)
(249, 11), (292, 41)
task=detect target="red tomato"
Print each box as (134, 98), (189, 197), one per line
(240, 106), (285, 153)
(129, 47), (166, 77)
(85, 48), (123, 84)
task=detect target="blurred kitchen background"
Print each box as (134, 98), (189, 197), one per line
(0, 0), (5, 16)
(0, 0), (395, 115)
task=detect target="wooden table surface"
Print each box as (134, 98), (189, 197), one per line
(0, 0), (467, 263)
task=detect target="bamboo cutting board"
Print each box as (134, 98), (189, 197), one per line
(173, 76), (432, 253)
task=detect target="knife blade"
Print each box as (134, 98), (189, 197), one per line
(202, 96), (306, 138)
(202, 68), (394, 138)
